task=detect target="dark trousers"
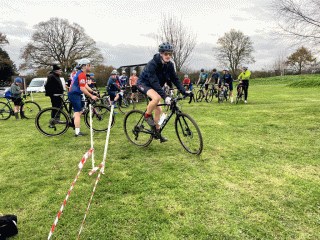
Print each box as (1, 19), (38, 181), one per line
(242, 80), (249, 100)
(50, 96), (62, 119)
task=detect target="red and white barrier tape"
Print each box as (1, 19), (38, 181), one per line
(47, 148), (93, 240)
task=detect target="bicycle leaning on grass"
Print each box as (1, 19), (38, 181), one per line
(0, 93), (41, 120)
(123, 92), (203, 155)
(35, 94), (115, 136)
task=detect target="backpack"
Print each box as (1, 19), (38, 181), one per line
(0, 215), (18, 239)
(4, 90), (12, 100)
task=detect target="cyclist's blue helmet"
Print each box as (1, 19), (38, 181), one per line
(158, 42), (173, 52)
(90, 73), (94, 76)
(201, 68), (204, 72)
(14, 77), (22, 83)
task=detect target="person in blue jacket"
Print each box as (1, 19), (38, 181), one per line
(107, 69), (123, 114)
(137, 42), (190, 142)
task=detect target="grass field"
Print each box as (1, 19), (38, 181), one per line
(1, 75), (320, 239)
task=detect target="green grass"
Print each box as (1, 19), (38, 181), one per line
(1, 75), (320, 239)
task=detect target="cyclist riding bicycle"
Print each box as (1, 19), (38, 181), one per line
(197, 68), (209, 96)
(209, 68), (220, 85)
(137, 42), (190, 142)
(221, 68), (234, 103)
(68, 58), (99, 137)
(237, 66), (251, 103)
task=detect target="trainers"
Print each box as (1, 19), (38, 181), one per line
(114, 111), (118, 114)
(244, 100), (247, 103)
(112, 104), (118, 108)
(75, 132), (88, 137)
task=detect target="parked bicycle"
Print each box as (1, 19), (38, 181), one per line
(123, 93), (203, 155)
(35, 94), (115, 137)
(0, 93), (41, 120)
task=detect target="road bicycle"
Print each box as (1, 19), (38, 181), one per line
(218, 83), (230, 103)
(123, 93), (203, 155)
(195, 84), (212, 103)
(35, 94), (115, 137)
(235, 83), (245, 104)
(0, 93), (41, 120)
(205, 84), (219, 103)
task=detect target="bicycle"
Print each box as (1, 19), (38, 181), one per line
(205, 84), (218, 103)
(235, 82), (245, 104)
(0, 93), (41, 120)
(123, 93), (203, 155)
(100, 88), (135, 114)
(218, 83), (230, 103)
(35, 94), (115, 137)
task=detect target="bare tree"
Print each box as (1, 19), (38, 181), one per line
(20, 18), (103, 73)
(214, 29), (255, 76)
(273, 0), (320, 46)
(157, 15), (197, 72)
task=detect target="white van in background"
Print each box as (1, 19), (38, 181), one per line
(27, 77), (66, 93)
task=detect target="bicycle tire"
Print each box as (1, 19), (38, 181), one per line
(123, 109), (153, 147)
(175, 112), (203, 155)
(35, 107), (70, 137)
(218, 90), (224, 103)
(24, 101), (41, 119)
(0, 101), (11, 120)
(196, 90), (204, 102)
(224, 88), (230, 102)
(84, 104), (115, 132)
(205, 89), (214, 103)
(118, 95), (135, 114)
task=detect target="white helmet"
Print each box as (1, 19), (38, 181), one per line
(224, 68), (228, 71)
(132, 70), (136, 74)
(111, 69), (118, 75)
(242, 66), (248, 70)
(78, 58), (91, 66)
(184, 74), (188, 78)
(122, 70), (126, 74)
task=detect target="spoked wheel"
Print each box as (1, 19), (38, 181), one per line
(123, 110), (153, 147)
(24, 101), (41, 119)
(235, 88), (243, 104)
(0, 102), (11, 120)
(196, 90), (204, 102)
(218, 90), (224, 103)
(84, 104), (115, 131)
(205, 89), (214, 103)
(35, 107), (70, 136)
(118, 95), (135, 114)
(175, 112), (203, 155)
(224, 89), (230, 102)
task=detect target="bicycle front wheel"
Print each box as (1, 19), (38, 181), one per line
(206, 89), (214, 103)
(196, 90), (204, 102)
(0, 102), (11, 120)
(175, 112), (203, 155)
(123, 110), (153, 147)
(24, 101), (41, 119)
(84, 105), (115, 132)
(35, 107), (70, 136)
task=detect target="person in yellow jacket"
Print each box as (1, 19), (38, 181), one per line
(237, 66), (251, 103)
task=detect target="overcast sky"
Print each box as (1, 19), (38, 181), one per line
(0, 0), (290, 73)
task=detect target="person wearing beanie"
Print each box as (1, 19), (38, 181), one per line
(45, 65), (64, 123)
(10, 77), (25, 120)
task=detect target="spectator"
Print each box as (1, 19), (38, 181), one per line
(10, 78), (25, 120)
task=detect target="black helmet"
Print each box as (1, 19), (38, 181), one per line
(212, 68), (217, 72)
(158, 42), (173, 52)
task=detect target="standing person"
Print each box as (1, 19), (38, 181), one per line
(183, 74), (191, 90)
(237, 66), (251, 103)
(68, 59), (99, 137)
(197, 68), (209, 96)
(137, 42), (190, 142)
(45, 65), (64, 122)
(129, 70), (138, 102)
(119, 70), (128, 89)
(10, 78), (25, 120)
(107, 69), (123, 114)
(221, 68), (234, 103)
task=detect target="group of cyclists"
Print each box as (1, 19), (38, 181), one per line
(193, 67), (251, 104)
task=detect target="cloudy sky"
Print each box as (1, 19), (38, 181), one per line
(0, 0), (289, 72)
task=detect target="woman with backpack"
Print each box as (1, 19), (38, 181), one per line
(10, 77), (25, 120)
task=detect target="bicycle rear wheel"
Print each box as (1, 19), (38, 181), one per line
(205, 89), (214, 103)
(0, 102), (11, 120)
(224, 88), (230, 101)
(175, 112), (203, 155)
(24, 101), (41, 119)
(123, 109), (153, 147)
(196, 90), (204, 102)
(35, 107), (70, 136)
(84, 105), (115, 132)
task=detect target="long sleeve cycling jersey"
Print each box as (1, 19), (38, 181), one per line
(238, 70), (251, 80)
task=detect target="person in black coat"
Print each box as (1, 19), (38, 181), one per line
(45, 65), (64, 121)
